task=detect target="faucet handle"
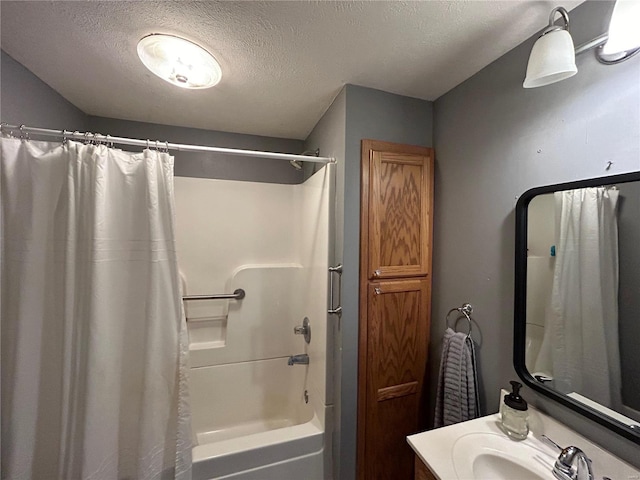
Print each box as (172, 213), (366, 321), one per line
(293, 317), (311, 344)
(542, 436), (594, 480)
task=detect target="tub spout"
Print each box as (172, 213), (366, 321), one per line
(288, 354), (309, 365)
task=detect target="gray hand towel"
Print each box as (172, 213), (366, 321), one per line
(434, 327), (480, 427)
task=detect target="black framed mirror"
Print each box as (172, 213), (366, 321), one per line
(514, 171), (640, 444)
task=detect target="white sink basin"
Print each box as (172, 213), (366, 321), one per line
(408, 401), (640, 480)
(451, 432), (555, 480)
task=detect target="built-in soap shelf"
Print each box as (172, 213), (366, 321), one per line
(185, 263), (304, 368)
(187, 315), (228, 350)
(185, 296), (230, 351)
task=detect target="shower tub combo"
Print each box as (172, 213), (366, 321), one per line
(174, 166), (333, 480)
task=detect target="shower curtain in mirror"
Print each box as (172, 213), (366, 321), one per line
(1, 137), (192, 479)
(538, 187), (621, 409)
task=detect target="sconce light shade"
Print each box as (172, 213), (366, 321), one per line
(524, 29), (577, 88)
(602, 0), (640, 55)
(525, 1), (638, 81)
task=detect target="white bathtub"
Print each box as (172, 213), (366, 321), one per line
(190, 357), (327, 480)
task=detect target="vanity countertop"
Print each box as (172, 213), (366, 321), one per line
(407, 406), (640, 480)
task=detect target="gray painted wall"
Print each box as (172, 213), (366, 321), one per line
(432, 0), (640, 467)
(0, 50), (306, 184)
(0, 51), (304, 183)
(305, 82), (436, 480)
(88, 116), (305, 184)
(1, 50), (87, 130)
(617, 181), (640, 412)
(305, 86), (347, 480)
(339, 84), (434, 480)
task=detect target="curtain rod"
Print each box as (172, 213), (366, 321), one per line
(0, 123), (334, 164)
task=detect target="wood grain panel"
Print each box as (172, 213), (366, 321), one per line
(368, 280), (427, 390)
(415, 457), (438, 480)
(377, 381), (418, 401)
(374, 153), (422, 268)
(358, 139), (434, 480)
(363, 279), (430, 480)
(364, 140), (434, 280)
(365, 393), (419, 480)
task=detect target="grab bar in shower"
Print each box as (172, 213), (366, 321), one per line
(328, 264), (343, 316)
(182, 288), (246, 301)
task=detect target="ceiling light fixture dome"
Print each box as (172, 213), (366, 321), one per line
(137, 34), (222, 89)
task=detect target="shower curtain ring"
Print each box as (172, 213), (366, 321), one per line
(19, 125), (29, 141)
(3, 123), (15, 138)
(156, 140), (160, 151)
(146, 139), (150, 150)
(165, 140), (169, 153)
(62, 130), (68, 145)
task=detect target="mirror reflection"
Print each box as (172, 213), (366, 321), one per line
(525, 180), (640, 429)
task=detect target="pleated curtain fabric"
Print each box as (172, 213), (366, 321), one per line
(537, 187), (621, 409)
(1, 137), (192, 479)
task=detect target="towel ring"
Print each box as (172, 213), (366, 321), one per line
(446, 303), (473, 337)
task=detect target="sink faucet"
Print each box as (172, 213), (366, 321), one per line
(543, 436), (594, 480)
(288, 353), (309, 365)
(553, 445), (594, 480)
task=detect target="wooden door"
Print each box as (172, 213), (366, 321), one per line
(358, 139), (434, 480)
(362, 141), (433, 280)
(415, 457), (438, 480)
(364, 279), (429, 480)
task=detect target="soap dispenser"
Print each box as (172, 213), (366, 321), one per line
(501, 380), (529, 440)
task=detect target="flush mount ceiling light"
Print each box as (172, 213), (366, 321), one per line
(523, 7), (577, 88)
(137, 34), (222, 89)
(524, 1), (640, 89)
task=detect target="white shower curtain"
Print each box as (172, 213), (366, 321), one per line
(1, 137), (192, 479)
(543, 187), (621, 409)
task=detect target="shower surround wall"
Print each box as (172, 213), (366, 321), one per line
(525, 194), (555, 375)
(174, 167), (332, 479)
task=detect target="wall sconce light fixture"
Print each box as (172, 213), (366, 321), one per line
(523, 7), (576, 88)
(524, 0), (640, 88)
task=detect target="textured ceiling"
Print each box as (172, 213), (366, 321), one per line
(1, 1), (583, 139)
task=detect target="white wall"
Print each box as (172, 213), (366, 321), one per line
(297, 165), (333, 409)
(174, 177), (297, 364)
(174, 166), (331, 440)
(525, 193), (555, 373)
